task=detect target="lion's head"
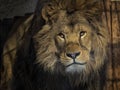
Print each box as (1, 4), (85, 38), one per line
(33, 0), (109, 85)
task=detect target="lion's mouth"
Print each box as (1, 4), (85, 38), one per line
(66, 62), (87, 67)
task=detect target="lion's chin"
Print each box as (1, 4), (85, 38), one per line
(65, 64), (86, 74)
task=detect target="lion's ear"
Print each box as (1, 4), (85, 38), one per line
(42, 3), (58, 23)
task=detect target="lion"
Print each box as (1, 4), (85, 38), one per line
(1, 0), (109, 90)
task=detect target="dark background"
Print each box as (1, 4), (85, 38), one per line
(0, 1), (38, 83)
(0, 0), (38, 19)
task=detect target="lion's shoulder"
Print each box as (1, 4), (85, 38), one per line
(1, 14), (33, 90)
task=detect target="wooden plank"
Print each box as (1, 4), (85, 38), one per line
(102, 0), (120, 89)
(104, 81), (113, 90)
(103, 0), (113, 82)
(111, 0), (120, 80)
(107, 1), (120, 90)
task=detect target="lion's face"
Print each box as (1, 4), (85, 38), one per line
(54, 13), (93, 73)
(34, 10), (108, 77)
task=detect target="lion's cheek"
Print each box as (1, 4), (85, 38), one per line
(77, 51), (90, 62)
(35, 39), (58, 71)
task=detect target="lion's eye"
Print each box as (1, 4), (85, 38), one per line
(58, 32), (65, 39)
(80, 31), (86, 37)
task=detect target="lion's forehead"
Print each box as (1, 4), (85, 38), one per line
(53, 13), (92, 32)
(54, 22), (92, 33)
(58, 11), (88, 23)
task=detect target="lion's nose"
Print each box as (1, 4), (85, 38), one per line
(66, 52), (80, 59)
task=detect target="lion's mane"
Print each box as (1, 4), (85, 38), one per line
(2, 0), (109, 90)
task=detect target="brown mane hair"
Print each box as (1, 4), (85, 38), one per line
(1, 0), (109, 90)
(31, 0), (103, 34)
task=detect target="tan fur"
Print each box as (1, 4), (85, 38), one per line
(33, 0), (109, 87)
(34, 12), (109, 83)
(1, 0), (109, 90)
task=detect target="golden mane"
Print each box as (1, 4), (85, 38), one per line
(1, 0), (109, 90)
(37, 0), (102, 14)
